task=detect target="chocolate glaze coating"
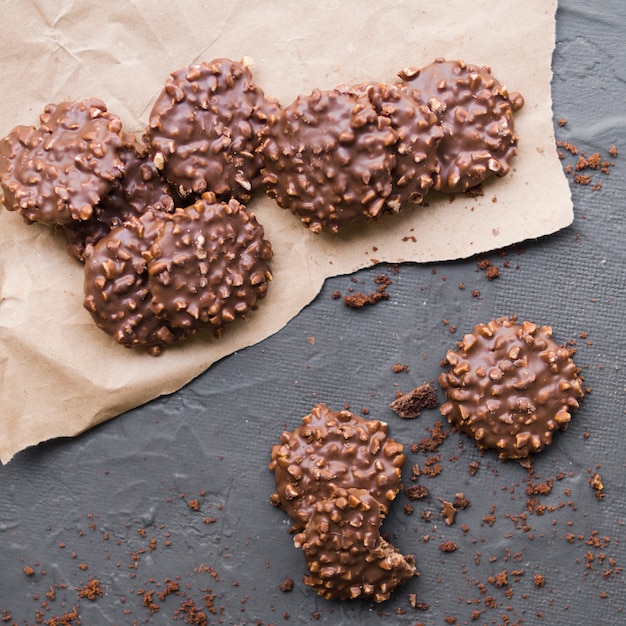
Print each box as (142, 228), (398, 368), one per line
(146, 58), (280, 202)
(61, 134), (180, 262)
(269, 404), (405, 530)
(293, 488), (416, 602)
(0, 99), (124, 224)
(259, 88), (398, 233)
(83, 209), (185, 354)
(339, 81), (443, 208)
(398, 59), (524, 193)
(147, 192), (272, 335)
(438, 317), (584, 464)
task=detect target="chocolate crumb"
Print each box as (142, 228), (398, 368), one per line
(343, 290), (389, 308)
(392, 362), (409, 373)
(279, 578), (294, 592)
(390, 383), (438, 418)
(439, 541), (458, 553)
(405, 485), (429, 500)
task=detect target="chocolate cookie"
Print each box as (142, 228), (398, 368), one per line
(259, 88), (399, 233)
(0, 99), (124, 224)
(61, 134), (179, 261)
(438, 317), (584, 464)
(338, 81), (443, 208)
(146, 58), (280, 202)
(269, 404), (405, 530)
(293, 488), (416, 602)
(398, 59), (524, 193)
(147, 192), (273, 335)
(83, 209), (185, 354)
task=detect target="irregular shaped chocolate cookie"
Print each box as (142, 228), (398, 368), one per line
(398, 59), (524, 193)
(146, 58), (280, 202)
(61, 134), (179, 261)
(83, 209), (185, 354)
(438, 317), (584, 464)
(147, 192), (273, 336)
(269, 404), (405, 530)
(338, 81), (443, 208)
(293, 488), (416, 602)
(259, 88), (398, 233)
(0, 99), (124, 224)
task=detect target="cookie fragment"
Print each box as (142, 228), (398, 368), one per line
(0, 98), (124, 224)
(146, 58), (280, 202)
(398, 59), (524, 193)
(390, 383), (439, 419)
(438, 317), (584, 463)
(147, 192), (273, 336)
(293, 488), (416, 602)
(259, 88), (398, 233)
(269, 404), (405, 531)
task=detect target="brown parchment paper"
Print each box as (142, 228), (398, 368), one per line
(0, 0), (570, 463)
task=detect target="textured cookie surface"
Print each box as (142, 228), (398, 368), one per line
(147, 192), (272, 335)
(339, 81), (443, 208)
(83, 209), (184, 354)
(399, 59), (524, 193)
(293, 488), (416, 602)
(260, 88), (399, 233)
(269, 404), (405, 530)
(438, 317), (584, 463)
(61, 134), (179, 261)
(0, 98), (124, 224)
(146, 58), (280, 202)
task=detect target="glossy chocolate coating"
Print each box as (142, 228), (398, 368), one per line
(269, 404), (405, 530)
(83, 209), (185, 354)
(147, 192), (272, 335)
(399, 59), (524, 193)
(438, 317), (584, 463)
(146, 58), (280, 202)
(61, 134), (179, 261)
(0, 99), (124, 224)
(259, 88), (398, 233)
(339, 81), (443, 208)
(293, 488), (416, 602)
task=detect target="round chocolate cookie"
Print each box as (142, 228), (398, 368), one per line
(61, 134), (180, 261)
(147, 192), (273, 335)
(438, 317), (584, 464)
(338, 81), (443, 209)
(398, 59), (524, 193)
(269, 404), (405, 530)
(146, 58), (280, 202)
(259, 88), (399, 233)
(293, 488), (416, 603)
(0, 98), (124, 225)
(83, 209), (185, 355)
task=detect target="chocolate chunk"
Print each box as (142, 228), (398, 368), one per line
(269, 404), (405, 530)
(83, 209), (185, 354)
(146, 58), (280, 202)
(293, 488), (416, 602)
(147, 192), (272, 336)
(0, 99), (124, 224)
(398, 59), (524, 193)
(61, 134), (180, 261)
(390, 383), (439, 418)
(259, 88), (398, 233)
(438, 317), (584, 463)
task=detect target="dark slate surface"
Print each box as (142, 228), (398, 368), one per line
(1, 1), (625, 623)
